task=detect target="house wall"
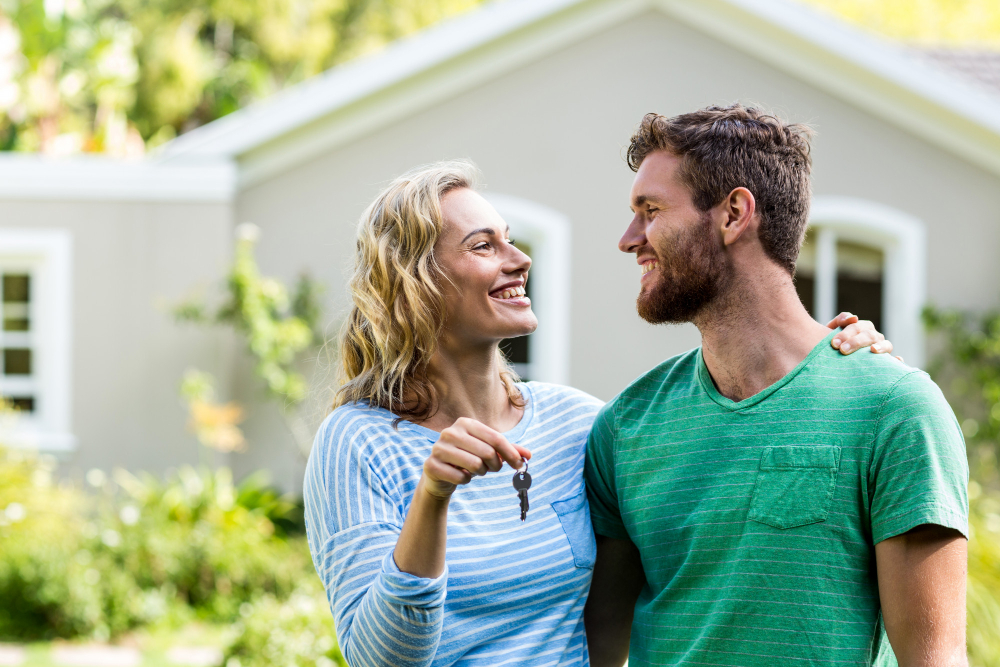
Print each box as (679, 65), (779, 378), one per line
(0, 199), (233, 478)
(233, 9), (1000, 490)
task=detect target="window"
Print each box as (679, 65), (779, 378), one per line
(0, 229), (74, 451)
(795, 230), (885, 332)
(499, 239), (533, 379)
(484, 193), (571, 384)
(795, 197), (926, 366)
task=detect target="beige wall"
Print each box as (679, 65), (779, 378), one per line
(0, 199), (233, 478)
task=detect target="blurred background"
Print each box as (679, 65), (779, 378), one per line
(0, 0), (998, 665)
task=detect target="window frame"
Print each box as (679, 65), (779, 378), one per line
(483, 193), (571, 385)
(0, 228), (74, 452)
(808, 197), (927, 367)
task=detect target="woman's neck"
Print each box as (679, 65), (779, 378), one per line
(415, 339), (522, 434)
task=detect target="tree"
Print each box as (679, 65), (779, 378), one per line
(800, 0), (1000, 47)
(0, 0), (487, 154)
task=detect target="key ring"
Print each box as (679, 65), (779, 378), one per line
(516, 460), (529, 475)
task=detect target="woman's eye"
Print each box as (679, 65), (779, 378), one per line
(507, 238), (517, 246)
(473, 242), (490, 251)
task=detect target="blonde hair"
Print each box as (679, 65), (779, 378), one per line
(333, 160), (524, 422)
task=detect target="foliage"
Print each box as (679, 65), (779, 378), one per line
(923, 306), (1000, 665)
(923, 307), (1000, 487)
(176, 223), (319, 407)
(801, 0), (1000, 48)
(0, 0), (487, 154)
(967, 480), (1000, 667)
(0, 447), (315, 641)
(0, 449), (152, 640)
(223, 585), (346, 667)
(181, 368), (247, 453)
(175, 223), (326, 454)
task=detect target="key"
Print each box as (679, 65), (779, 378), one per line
(512, 463), (532, 522)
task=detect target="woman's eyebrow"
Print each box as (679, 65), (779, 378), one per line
(460, 225), (509, 244)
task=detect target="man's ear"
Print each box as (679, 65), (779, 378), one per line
(720, 187), (756, 247)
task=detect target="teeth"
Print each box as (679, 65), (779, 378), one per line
(495, 285), (526, 299)
(641, 261), (658, 276)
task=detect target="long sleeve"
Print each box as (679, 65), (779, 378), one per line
(304, 409), (447, 667)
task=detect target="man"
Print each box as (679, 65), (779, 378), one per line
(584, 105), (969, 667)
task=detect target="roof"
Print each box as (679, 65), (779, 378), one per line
(916, 48), (1000, 98)
(153, 0), (1000, 188)
(3, 0), (999, 202)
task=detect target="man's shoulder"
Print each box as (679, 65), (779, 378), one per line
(611, 347), (703, 408)
(813, 347), (943, 405)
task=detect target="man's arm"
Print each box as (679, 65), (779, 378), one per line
(876, 524), (968, 667)
(585, 535), (646, 667)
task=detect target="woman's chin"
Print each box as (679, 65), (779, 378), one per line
(495, 316), (538, 340)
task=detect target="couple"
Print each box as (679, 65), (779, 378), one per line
(303, 105), (968, 667)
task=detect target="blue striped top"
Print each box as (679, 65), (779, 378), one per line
(303, 382), (604, 667)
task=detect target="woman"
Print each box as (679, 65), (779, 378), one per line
(303, 161), (891, 667)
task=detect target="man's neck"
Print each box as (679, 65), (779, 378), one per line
(415, 337), (522, 433)
(696, 265), (832, 402)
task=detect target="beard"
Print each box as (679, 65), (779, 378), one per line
(636, 212), (731, 324)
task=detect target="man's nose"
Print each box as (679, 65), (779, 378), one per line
(619, 216), (645, 254)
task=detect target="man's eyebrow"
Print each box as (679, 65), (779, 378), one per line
(460, 225), (509, 244)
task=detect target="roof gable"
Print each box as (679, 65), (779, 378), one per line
(156, 0), (1000, 187)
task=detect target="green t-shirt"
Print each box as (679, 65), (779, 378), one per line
(585, 331), (968, 667)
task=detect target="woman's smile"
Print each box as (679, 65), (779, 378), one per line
(489, 281), (531, 306)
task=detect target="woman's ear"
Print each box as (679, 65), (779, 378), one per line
(721, 187), (756, 247)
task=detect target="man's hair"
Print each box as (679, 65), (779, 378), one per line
(626, 104), (814, 274)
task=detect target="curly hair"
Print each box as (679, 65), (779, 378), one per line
(626, 104), (814, 274)
(333, 160), (523, 422)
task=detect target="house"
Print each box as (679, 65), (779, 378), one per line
(2, 0), (999, 491)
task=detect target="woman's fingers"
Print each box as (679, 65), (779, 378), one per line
(455, 417), (530, 469)
(424, 455), (473, 487)
(425, 417), (532, 491)
(826, 312), (859, 330)
(832, 320), (884, 354)
(433, 440), (492, 477)
(869, 338), (894, 355)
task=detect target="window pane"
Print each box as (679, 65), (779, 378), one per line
(3, 348), (31, 375)
(794, 229), (816, 316)
(3, 396), (34, 412)
(500, 240), (533, 371)
(500, 336), (529, 364)
(3, 303), (29, 331)
(2, 274), (29, 303)
(836, 241), (883, 332)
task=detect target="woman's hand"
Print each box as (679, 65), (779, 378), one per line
(422, 417), (532, 500)
(826, 312), (903, 362)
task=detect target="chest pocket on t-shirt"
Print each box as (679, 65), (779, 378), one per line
(748, 445), (842, 530)
(551, 490), (597, 569)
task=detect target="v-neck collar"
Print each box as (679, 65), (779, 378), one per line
(696, 329), (838, 411)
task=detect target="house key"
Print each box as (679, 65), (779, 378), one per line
(512, 461), (532, 522)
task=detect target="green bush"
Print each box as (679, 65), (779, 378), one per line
(924, 306), (1000, 665)
(111, 466), (311, 621)
(968, 482), (1000, 667)
(0, 449), (153, 639)
(223, 585), (346, 667)
(0, 449), (317, 641)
